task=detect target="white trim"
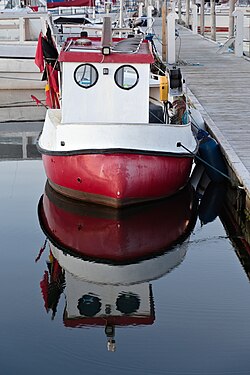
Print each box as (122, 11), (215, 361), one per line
(39, 109), (198, 154)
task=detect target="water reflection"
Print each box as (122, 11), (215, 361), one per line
(0, 123), (42, 160)
(190, 163), (227, 226)
(199, 181), (227, 225)
(219, 180), (250, 281)
(37, 182), (198, 351)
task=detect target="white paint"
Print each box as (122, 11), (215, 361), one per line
(39, 109), (198, 154)
(61, 62), (150, 124)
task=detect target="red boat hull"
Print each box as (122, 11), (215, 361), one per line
(42, 153), (193, 207)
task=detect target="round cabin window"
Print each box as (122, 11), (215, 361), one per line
(74, 64), (98, 89)
(114, 65), (139, 90)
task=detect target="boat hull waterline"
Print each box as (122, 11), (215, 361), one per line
(37, 112), (197, 207)
(41, 152), (193, 207)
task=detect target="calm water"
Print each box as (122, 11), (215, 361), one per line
(1, 134), (250, 374)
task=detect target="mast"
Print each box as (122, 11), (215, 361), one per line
(119, 0), (124, 29)
(162, 0), (167, 62)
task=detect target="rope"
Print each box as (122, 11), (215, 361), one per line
(0, 75), (43, 81)
(0, 99), (46, 109)
(177, 142), (243, 189)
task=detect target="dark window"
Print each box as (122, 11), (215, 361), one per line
(114, 65), (139, 90)
(74, 64), (98, 88)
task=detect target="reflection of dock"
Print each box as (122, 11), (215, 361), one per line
(220, 182), (250, 281)
(0, 122), (42, 160)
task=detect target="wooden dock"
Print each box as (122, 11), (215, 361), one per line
(153, 18), (250, 208)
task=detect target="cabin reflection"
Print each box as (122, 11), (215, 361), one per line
(37, 181), (198, 351)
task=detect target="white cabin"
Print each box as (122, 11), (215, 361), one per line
(58, 32), (155, 124)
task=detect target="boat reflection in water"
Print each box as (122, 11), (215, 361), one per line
(37, 182), (198, 351)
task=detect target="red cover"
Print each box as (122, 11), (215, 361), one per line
(47, 0), (94, 8)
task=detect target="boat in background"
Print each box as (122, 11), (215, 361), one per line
(51, 14), (143, 46)
(37, 180), (198, 350)
(0, 7), (52, 89)
(47, 0), (93, 9)
(184, 3), (250, 36)
(37, 17), (198, 207)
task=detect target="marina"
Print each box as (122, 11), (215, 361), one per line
(1, 4), (250, 373)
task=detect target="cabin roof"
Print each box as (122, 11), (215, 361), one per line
(59, 36), (155, 64)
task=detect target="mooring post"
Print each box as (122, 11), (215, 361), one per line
(119, 0), (123, 36)
(233, 9), (244, 57)
(167, 1), (178, 64)
(178, 0), (182, 23)
(229, 0), (235, 38)
(192, 0), (198, 34)
(185, 0), (190, 28)
(210, 0), (216, 41)
(200, 0), (205, 36)
(155, 0), (160, 15)
(147, 3), (154, 34)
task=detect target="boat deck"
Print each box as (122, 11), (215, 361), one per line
(153, 17), (250, 206)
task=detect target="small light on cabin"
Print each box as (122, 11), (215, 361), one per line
(103, 68), (109, 75)
(102, 46), (111, 56)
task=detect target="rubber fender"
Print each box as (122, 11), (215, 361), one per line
(198, 136), (228, 182)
